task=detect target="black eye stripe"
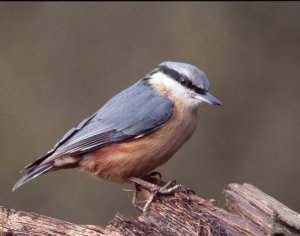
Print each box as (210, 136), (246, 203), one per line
(159, 65), (207, 95)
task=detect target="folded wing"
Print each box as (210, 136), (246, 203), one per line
(24, 78), (174, 172)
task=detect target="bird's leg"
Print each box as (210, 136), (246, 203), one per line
(129, 178), (158, 212)
(142, 190), (157, 212)
(146, 171), (162, 183)
(125, 172), (163, 211)
(131, 183), (145, 212)
(129, 177), (186, 212)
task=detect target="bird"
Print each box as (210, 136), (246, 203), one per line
(13, 61), (222, 211)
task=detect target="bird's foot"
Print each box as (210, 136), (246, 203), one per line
(129, 177), (191, 212)
(128, 172), (162, 212)
(145, 171), (162, 183)
(131, 185), (148, 212)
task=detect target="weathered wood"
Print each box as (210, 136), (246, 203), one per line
(0, 206), (105, 236)
(224, 183), (300, 236)
(1, 183), (300, 235)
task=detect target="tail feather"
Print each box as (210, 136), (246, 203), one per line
(21, 152), (52, 173)
(13, 163), (53, 192)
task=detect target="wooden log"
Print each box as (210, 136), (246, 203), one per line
(1, 183), (299, 235)
(0, 206), (105, 236)
(224, 183), (300, 236)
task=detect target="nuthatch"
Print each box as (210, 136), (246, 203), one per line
(13, 61), (222, 210)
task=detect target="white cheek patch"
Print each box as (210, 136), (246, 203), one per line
(150, 72), (202, 107)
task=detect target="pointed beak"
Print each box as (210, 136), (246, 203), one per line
(195, 92), (223, 106)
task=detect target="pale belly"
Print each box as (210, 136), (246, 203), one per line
(80, 103), (198, 182)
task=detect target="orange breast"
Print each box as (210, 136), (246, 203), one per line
(79, 96), (197, 183)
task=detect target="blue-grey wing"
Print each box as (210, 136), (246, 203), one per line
(26, 79), (173, 169)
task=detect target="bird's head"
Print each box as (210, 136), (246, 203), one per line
(148, 61), (222, 107)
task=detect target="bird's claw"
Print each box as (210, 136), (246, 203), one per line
(143, 171), (162, 184)
(131, 190), (147, 212)
(129, 177), (192, 212)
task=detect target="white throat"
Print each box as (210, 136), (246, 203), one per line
(149, 71), (202, 107)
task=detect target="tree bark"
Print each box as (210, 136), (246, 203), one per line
(1, 183), (299, 235)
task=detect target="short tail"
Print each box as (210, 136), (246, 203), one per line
(12, 163), (53, 192)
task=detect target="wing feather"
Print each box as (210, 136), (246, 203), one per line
(30, 79), (173, 167)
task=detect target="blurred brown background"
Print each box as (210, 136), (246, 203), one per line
(0, 2), (299, 226)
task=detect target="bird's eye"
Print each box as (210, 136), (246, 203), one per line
(180, 75), (188, 85)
